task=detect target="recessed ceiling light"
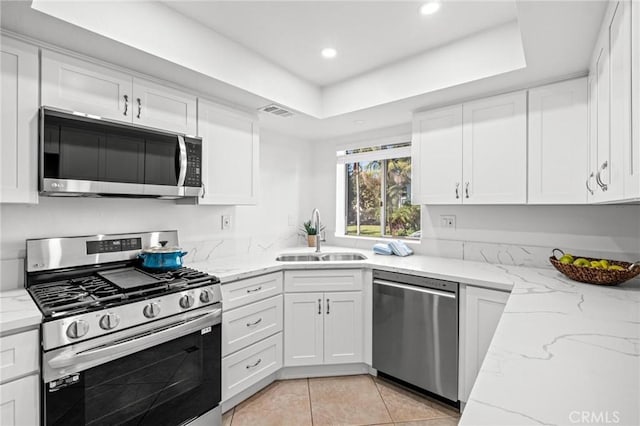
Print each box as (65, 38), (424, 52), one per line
(420, 1), (440, 15)
(321, 48), (337, 59)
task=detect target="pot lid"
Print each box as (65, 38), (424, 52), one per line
(142, 240), (183, 254)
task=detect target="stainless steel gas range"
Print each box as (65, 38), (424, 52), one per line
(25, 231), (222, 426)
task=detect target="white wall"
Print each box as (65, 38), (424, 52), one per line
(0, 129), (313, 290)
(309, 129), (640, 268)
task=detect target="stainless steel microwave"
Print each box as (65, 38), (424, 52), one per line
(39, 107), (202, 198)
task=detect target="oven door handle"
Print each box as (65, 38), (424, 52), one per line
(48, 308), (221, 370)
(177, 135), (188, 187)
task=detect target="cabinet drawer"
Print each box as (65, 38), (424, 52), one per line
(222, 295), (283, 356)
(284, 269), (363, 292)
(0, 374), (39, 426)
(222, 272), (283, 310)
(222, 332), (282, 401)
(0, 329), (38, 384)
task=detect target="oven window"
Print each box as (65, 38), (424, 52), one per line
(46, 325), (221, 426)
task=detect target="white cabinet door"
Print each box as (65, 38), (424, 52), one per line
(460, 285), (509, 403)
(628, 0), (640, 199)
(41, 50), (132, 122)
(594, 37), (611, 201)
(608, 0), (632, 201)
(284, 293), (324, 366)
(132, 77), (197, 135)
(323, 292), (363, 364)
(587, 74), (599, 202)
(528, 78), (588, 204)
(197, 99), (259, 205)
(462, 91), (527, 204)
(0, 374), (39, 426)
(1, 36), (39, 204)
(411, 105), (463, 204)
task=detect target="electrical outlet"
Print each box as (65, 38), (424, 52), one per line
(221, 215), (232, 230)
(440, 215), (456, 229)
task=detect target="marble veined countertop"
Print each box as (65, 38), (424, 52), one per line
(0, 289), (42, 333)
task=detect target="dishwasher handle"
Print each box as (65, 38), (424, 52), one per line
(373, 279), (456, 299)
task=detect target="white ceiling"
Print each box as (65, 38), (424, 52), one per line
(1, 1), (608, 141)
(163, 1), (518, 86)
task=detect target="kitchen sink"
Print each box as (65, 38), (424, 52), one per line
(275, 252), (367, 262)
(275, 254), (321, 262)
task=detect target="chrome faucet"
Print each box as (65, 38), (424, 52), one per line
(310, 208), (321, 253)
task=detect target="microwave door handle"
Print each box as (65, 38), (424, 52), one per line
(177, 135), (188, 187)
(48, 308), (221, 370)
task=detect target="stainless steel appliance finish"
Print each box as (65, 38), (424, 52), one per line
(372, 270), (459, 402)
(26, 231), (222, 426)
(39, 107), (203, 198)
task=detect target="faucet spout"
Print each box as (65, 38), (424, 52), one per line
(310, 208), (321, 253)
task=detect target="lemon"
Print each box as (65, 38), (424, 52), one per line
(600, 259), (609, 268)
(573, 258), (590, 267)
(608, 265), (624, 271)
(559, 255), (573, 264)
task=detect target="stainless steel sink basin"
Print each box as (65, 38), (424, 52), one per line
(320, 253), (367, 261)
(275, 254), (321, 262)
(275, 252), (367, 262)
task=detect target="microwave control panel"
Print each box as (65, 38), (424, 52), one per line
(184, 140), (202, 187)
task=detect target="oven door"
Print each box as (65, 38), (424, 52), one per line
(43, 306), (221, 426)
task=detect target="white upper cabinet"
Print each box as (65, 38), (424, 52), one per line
(528, 78), (588, 204)
(412, 105), (463, 204)
(41, 50), (197, 135)
(132, 77), (196, 135)
(197, 99), (259, 205)
(462, 91), (528, 204)
(588, 1), (632, 202)
(1, 36), (39, 204)
(411, 91), (527, 205)
(628, 0), (640, 200)
(42, 50), (132, 122)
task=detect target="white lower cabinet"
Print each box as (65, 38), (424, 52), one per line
(221, 332), (282, 401)
(221, 273), (284, 402)
(459, 285), (509, 403)
(284, 291), (363, 367)
(0, 374), (39, 426)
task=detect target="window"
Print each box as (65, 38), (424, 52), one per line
(337, 141), (420, 240)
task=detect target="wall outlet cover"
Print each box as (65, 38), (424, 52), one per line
(440, 215), (456, 229)
(222, 215), (232, 230)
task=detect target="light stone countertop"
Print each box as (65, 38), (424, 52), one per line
(0, 289), (42, 334)
(190, 245), (640, 426)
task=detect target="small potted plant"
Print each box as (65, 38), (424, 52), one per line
(300, 220), (324, 247)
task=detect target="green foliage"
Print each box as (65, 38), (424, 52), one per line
(300, 220), (324, 236)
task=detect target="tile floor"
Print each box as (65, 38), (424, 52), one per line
(222, 375), (461, 426)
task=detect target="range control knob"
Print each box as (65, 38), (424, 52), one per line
(200, 289), (213, 303)
(143, 302), (161, 319)
(99, 312), (120, 330)
(179, 294), (194, 309)
(66, 320), (89, 339)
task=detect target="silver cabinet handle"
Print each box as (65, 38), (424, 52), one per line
(137, 97), (142, 118)
(246, 286), (262, 293)
(246, 317), (262, 327)
(326, 298), (330, 315)
(177, 135), (187, 187)
(246, 358), (262, 369)
(465, 182), (470, 199)
(586, 172), (594, 195)
(455, 182), (460, 199)
(123, 95), (129, 116)
(318, 298), (322, 315)
(201, 183), (206, 198)
(595, 161), (608, 191)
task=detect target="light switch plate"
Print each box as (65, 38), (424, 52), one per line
(222, 215), (232, 230)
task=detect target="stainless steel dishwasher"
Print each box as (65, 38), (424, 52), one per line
(372, 270), (458, 402)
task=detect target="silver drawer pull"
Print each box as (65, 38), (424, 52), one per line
(246, 318), (262, 327)
(318, 298), (322, 315)
(595, 161), (608, 191)
(246, 286), (262, 293)
(246, 358), (262, 369)
(586, 172), (595, 195)
(326, 298), (330, 315)
(465, 182), (470, 199)
(123, 95), (129, 116)
(455, 182), (460, 199)
(136, 97), (142, 119)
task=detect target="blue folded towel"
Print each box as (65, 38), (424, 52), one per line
(388, 240), (414, 257)
(373, 243), (393, 255)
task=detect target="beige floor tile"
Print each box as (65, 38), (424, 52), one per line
(374, 378), (458, 423)
(309, 375), (393, 425)
(231, 379), (312, 426)
(222, 408), (234, 426)
(394, 417), (459, 426)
